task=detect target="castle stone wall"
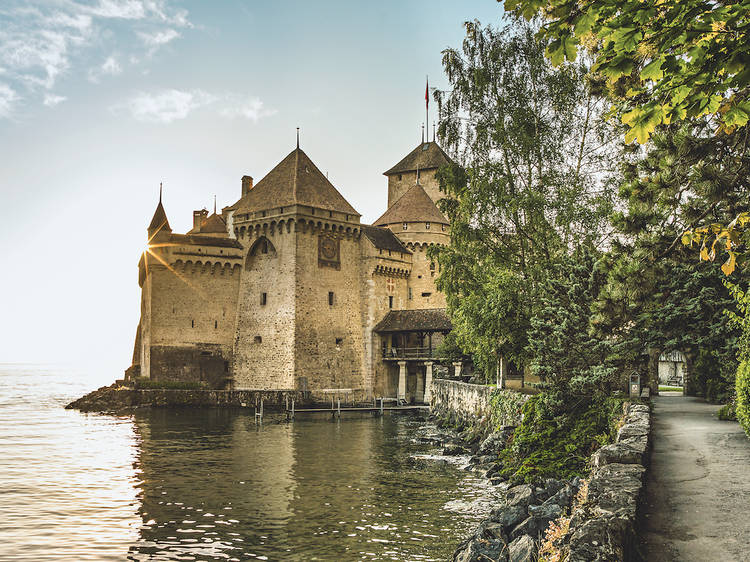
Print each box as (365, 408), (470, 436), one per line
(388, 169), (442, 208)
(233, 225), (296, 390)
(294, 223), (366, 395)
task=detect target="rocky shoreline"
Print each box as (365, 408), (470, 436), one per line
(423, 402), (651, 562)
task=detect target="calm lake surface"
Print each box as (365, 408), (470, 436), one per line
(0, 365), (498, 561)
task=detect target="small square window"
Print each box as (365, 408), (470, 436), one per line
(328, 291), (335, 306)
(254, 335), (262, 344)
(335, 337), (343, 346)
(425, 222), (431, 230)
(260, 292), (267, 306)
(442, 224), (446, 231)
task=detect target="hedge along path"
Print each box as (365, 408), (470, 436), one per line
(641, 395), (750, 561)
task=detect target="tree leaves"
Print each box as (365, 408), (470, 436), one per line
(504, 0), (750, 144)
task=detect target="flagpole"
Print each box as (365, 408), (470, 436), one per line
(425, 75), (429, 144)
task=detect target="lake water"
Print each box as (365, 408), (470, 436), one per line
(0, 365), (498, 561)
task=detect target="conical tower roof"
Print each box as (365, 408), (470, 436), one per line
(147, 199), (171, 235)
(383, 141), (452, 176)
(233, 147), (359, 216)
(373, 183), (448, 226)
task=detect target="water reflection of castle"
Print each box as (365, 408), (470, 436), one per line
(130, 139), (461, 404)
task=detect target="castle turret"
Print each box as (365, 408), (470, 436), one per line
(147, 192), (172, 242)
(383, 141), (452, 208)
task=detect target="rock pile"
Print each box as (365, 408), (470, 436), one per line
(453, 478), (582, 562)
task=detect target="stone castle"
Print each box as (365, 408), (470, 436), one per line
(129, 138), (458, 403)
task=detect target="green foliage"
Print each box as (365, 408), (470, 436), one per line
(504, 0), (750, 144)
(526, 247), (616, 401)
(718, 401), (738, 421)
(432, 19), (620, 378)
(134, 377), (205, 390)
(735, 360), (750, 436)
(489, 389), (531, 429)
(498, 394), (627, 484)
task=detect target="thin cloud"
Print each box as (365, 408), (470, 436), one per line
(43, 93), (66, 107)
(119, 89), (277, 124)
(220, 97), (278, 122)
(88, 55), (122, 82)
(124, 89), (216, 123)
(0, 83), (18, 117)
(0, 1), (192, 117)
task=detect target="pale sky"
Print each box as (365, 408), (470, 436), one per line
(0, 0), (503, 377)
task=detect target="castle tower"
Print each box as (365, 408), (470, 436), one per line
(230, 146), (366, 394)
(383, 141), (452, 208)
(375, 144), (451, 310)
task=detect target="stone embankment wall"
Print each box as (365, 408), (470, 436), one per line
(559, 403), (651, 561)
(66, 385), (306, 413)
(431, 379), (528, 427)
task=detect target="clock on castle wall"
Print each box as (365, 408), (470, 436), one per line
(318, 235), (340, 270)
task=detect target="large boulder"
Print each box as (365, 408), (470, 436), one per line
(566, 514), (631, 562)
(489, 504), (528, 532)
(453, 535), (508, 562)
(508, 534), (537, 562)
(478, 427), (515, 456)
(505, 484), (535, 509)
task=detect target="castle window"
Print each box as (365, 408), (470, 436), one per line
(403, 223), (408, 230)
(398, 174), (402, 181)
(191, 319), (194, 328)
(408, 288), (413, 300)
(329, 211), (333, 218)
(328, 291), (335, 306)
(421, 292), (432, 297)
(425, 222), (431, 230)
(335, 337), (343, 346)
(254, 336), (262, 344)
(442, 224), (447, 231)
(214, 320), (218, 329)
(430, 262), (435, 271)
(389, 296), (394, 309)
(260, 292), (267, 306)
(261, 211), (266, 217)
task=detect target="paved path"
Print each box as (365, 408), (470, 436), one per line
(641, 395), (750, 561)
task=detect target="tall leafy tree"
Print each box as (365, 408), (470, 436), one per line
(504, 0), (750, 143)
(432, 20), (620, 377)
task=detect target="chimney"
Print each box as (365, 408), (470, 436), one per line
(193, 209), (208, 231)
(241, 175), (253, 196)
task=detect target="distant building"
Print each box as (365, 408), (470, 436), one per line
(128, 140), (457, 403)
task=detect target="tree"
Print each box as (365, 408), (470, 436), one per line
(526, 247), (616, 409)
(432, 20), (620, 377)
(504, 0), (750, 144)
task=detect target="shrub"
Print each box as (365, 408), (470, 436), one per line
(718, 402), (737, 421)
(735, 360), (750, 436)
(497, 393), (629, 484)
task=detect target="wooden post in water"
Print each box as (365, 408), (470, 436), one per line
(291, 398), (295, 420)
(337, 397), (341, 419)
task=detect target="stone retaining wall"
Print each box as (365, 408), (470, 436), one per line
(431, 379), (528, 427)
(560, 403), (651, 561)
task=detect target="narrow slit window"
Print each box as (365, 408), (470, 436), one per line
(425, 222), (431, 230)
(214, 320), (218, 329)
(403, 222), (408, 230)
(389, 296), (394, 309)
(260, 292), (267, 306)
(191, 319), (194, 328)
(328, 291), (335, 306)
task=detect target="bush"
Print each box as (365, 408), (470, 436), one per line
(718, 402), (737, 421)
(497, 393), (630, 484)
(735, 360), (750, 436)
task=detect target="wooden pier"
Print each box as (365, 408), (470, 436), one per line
(285, 397), (428, 420)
